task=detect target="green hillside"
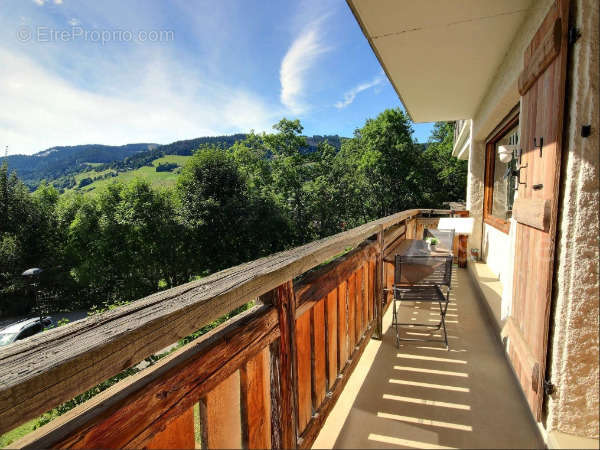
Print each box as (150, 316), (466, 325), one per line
(68, 155), (191, 195)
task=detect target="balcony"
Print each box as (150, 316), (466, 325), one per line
(313, 268), (542, 449)
(0, 209), (540, 449)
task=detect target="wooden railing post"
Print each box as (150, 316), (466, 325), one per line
(374, 228), (384, 340)
(262, 281), (298, 449)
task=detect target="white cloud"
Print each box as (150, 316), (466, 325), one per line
(280, 22), (330, 114)
(0, 49), (281, 155)
(334, 75), (385, 109)
(32, 0), (63, 5)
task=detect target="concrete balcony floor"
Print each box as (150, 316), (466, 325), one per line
(313, 268), (543, 449)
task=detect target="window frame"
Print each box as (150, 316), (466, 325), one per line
(483, 110), (520, 234)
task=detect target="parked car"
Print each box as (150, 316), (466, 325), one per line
(0, 317), (54, 347)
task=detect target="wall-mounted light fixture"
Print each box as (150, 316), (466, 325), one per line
(498, 144), (517, 163)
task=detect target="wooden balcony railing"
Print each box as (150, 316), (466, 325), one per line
(0, 208), (465, 449)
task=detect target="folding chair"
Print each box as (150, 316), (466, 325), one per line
(391, 254), (453, 349)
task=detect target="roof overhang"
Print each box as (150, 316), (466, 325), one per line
(347, 0), (534, 123)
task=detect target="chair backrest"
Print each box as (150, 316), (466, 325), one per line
(394, 255), (453, 287)
(424, 228), (455, 254)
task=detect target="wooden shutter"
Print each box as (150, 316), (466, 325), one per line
(505, 0), (570, 421)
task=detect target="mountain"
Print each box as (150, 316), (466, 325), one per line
(1, 143), (158, 189)
(1, 134), (344, 190)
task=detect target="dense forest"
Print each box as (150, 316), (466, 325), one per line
(0, 109), (465, 317)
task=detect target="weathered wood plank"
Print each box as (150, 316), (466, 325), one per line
(374, 230), (384, 339)
(337, 282), (348, 369)
(362, 264), (369, 334)
(199, 371), (242, 449)
(15, 306), (278, 449)
(385, 261), (394, 307)
(241, 347), (271, 449)
(298, 324), (376, 449)
(325, 289), (338, 390)
(512, 197), (551, 231)
(518, 14), (561, 95)
(501, 317), (537, 376)
(145, 405), (196, 450)
(383, 223), (407, 246)
(295, 312), (312, 434)
(347, 272), (357, 351)
(368, 259), (374, 323)
(0, 210), (421, 435)
(458, 235), (468, 268)
(269, 340), (282, 450)
(294, 240), (379, 308)
(265, 281), (297, 450)
(383, 224), (407, 257)
(355, 267), (364, 338)
(310, 300), (327, 409)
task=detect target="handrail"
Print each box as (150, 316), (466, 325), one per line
(0, 208), (460, 447)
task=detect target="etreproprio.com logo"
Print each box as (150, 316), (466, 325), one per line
(16, 25), (174, 44)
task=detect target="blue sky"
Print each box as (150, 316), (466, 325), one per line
(0, 0), (434, 155)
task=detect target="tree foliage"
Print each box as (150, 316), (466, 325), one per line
(0, 110), (466, 317)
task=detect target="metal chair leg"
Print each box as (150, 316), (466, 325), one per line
(437, 300), (449, 350)
(392, 298), (400, 347)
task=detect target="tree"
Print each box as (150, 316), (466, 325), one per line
(264, 119), (311, 244)
(0, 164), (63, 314)
(303, 141), (344, 238)
(0, 112), (468, 318)
(423, 122), (468, 206)
(177, 146), (254, 272)
(230, 131), (273, 198)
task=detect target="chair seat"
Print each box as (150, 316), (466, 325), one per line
(394, 285), (447, 302)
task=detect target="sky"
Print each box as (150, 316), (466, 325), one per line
(0, 0), (434, 155)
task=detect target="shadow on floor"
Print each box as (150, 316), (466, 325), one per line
(323, 268), (543, 450)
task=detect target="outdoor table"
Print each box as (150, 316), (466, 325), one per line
(384, 239), (452, 284)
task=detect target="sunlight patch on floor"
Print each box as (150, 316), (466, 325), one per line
(368, 433), (456, 449)
(377, 412), (473, 431)
(388, 378), (470, 392)
(404, 331), (459, 339)
(396, 353), (467, 364)
(393, 365), (469, 377)
(415, 346), (467, 353)
(382, 394), (471, 410)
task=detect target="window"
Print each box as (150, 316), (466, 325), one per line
(484, 111), (519, 233)
(17, 323), (42, 340)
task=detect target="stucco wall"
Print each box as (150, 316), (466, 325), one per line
(545, 0), (600, 438)
(481, 221), (517, 321)
(482, 224), (509, 281)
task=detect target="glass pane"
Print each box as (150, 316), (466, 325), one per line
(492, 124), (519, 220)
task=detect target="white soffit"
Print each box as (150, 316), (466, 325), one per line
(348, 0), (534, 123)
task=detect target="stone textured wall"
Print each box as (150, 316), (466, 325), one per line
(465, 137), (484, 257)
(545, 0), (600, 438)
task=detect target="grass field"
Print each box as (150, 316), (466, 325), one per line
(68, 155), (191, 195)
(0, 419), (37, 447)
